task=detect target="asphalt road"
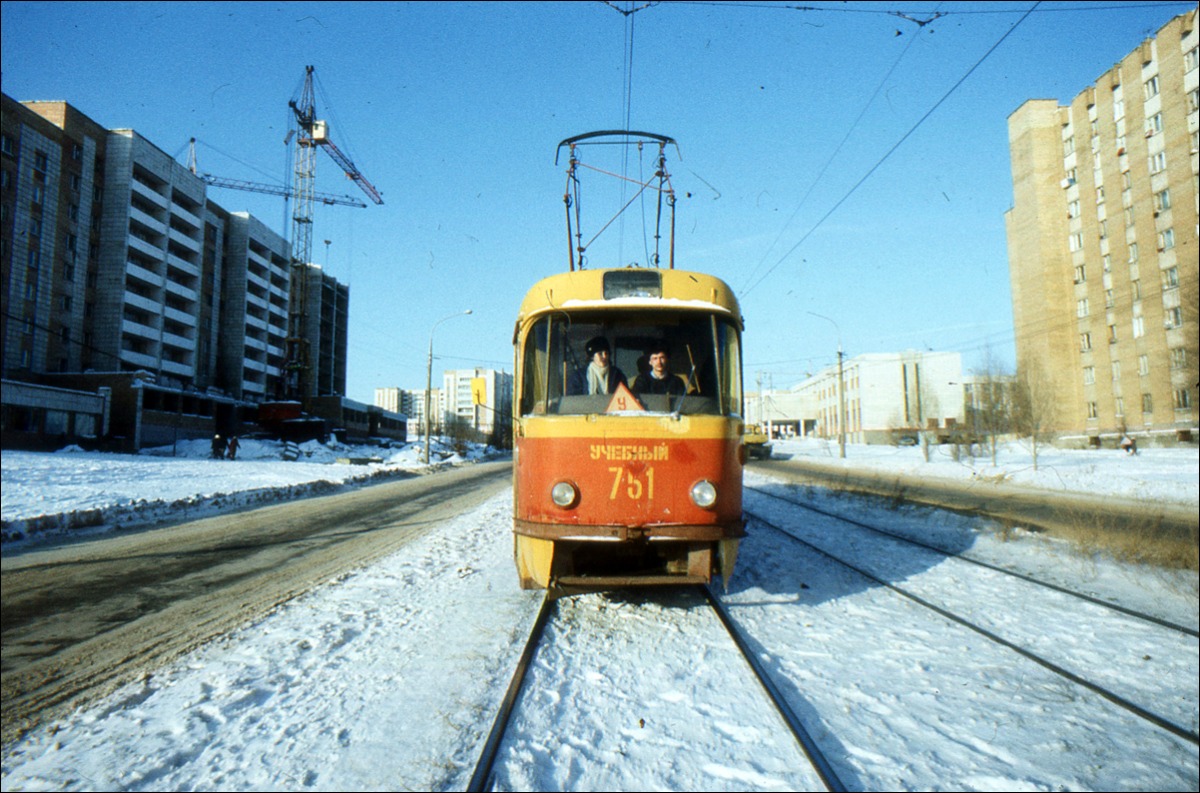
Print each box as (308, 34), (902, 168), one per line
(0, 461), (512, 746)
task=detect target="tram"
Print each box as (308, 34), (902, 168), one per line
(512, 132), (746, 592)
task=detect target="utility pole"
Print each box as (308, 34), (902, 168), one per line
(809, 312), (846, 459)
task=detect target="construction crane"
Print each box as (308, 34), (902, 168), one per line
(285, 65), (383, 402)
(186, 138), (368, 209)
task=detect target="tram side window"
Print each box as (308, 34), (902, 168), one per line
(519, 319), (550, 416)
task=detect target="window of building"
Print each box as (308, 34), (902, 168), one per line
(1068, 199), (1080, 219)
(1157, 228), (1174, 251)
(1074, 264), (1087, 283)
(1105, 290), (1115, 309)
(1077, 298), (1090, 318)
(1186, 45), (1199, 71)
(1170, 347), (1187, 370)
(1128, 242), (1138, 262)
(1087, 401), (1098, 419)
(1142, 393), (1153, 413)
(1132, 316), (1145, 339)
(1080, 332), (1092, 351)
(1111, 360), (1121, 380)
(1143, 75), (1160, 100)
(1161, 267), (1178, 289)
(1166, 306), (1183, 328)
(1131, 279), (1141, 299)
(1069, 232), (1083, 252)
(1146, 113), (1163, 136)
(1108, 323), (1118, 342)
(1138, 354), (1150, 376)
(1176, 390), (1194, 411)
(34, 150), (48, 173)
(1083, 366), (1095, 385)
(1064, 136), (1075, 156)
(1124, 206), (1135, 227)
(1115, 396), (1125, 416)
(1150, 150), (1167, 174)
(1154, 188), (1171, 212)
(0, 133), (15, 156)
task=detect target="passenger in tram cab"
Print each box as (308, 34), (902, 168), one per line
(567, 336), (629, 395)
(631, 343), (687, 399)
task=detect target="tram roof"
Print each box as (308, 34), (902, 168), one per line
(515, 268), (742, 327)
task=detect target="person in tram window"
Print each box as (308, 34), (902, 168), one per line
(567, 336), (628, 395)
(631, 343), (686, 399)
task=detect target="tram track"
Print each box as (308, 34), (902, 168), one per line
(747, 484), (1198, 638)
(742, 502), (1200, 748)
(467, 588), (846, 792)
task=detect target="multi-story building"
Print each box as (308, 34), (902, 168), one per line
(442, 367), (512, 442)
(220, 212), (290, 400)
(292, 263), (348, 399)
(2, 95), (108, 378)
(374, 385), (440, 437)
(778, 351), (965, 445)
(93, 128), (209, 387)
(1005, 11), (1198, 446)
(2, 93), (356, 448)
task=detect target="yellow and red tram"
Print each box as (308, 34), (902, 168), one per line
(512, 267), (747, 591)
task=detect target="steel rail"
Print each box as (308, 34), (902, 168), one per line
(466, 593), (556, 792)
(746, 508), (1200, 748)
(700, 586), (847, 792)
(746, 484), (1198, 638)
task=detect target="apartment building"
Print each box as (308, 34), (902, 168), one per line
(2, 93), (358, 448)
(221, 212), (290, 400)
(2, 95), (108, 377)
(292, 263), (349, 399)
(442, 367), (513, 441)
(375, 385), (441, 437)
(1005, 11), (1198, 445)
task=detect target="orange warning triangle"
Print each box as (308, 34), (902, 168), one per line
(604, 382), (644, 413)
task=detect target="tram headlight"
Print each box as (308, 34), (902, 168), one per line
(690, 480), (718, 509)
(551, 481), (579, 509)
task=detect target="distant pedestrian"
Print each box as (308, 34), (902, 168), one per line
(211, 434), (226, 460)
(226, 436), (240, 461)
(1120, 434), (1137, 455)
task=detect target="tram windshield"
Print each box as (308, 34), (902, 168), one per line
(519, 311), (742, 416)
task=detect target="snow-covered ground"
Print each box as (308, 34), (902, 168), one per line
(1, 438), (1197, 790)
(0, 436), (496, 545)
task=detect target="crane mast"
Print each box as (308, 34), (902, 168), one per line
(285, 65), (383, 402)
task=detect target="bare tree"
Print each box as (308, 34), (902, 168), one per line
(1011, 356), (1058, 471)
(970, 349), (1014, 466)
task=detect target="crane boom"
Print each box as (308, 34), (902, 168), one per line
(200, 174), (368, 208)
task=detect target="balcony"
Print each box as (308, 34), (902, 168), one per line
(164, 279), (197, 303)
(168, 227), (201, 254)
(120, 349), (157, 369)
(125, 260), (164, 289)
(123, 290), (161, 315)
(121, 317), (158, 341)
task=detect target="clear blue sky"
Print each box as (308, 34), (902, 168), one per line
(2, 1), (1193, 402)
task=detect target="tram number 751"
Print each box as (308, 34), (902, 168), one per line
(608, 466), (655, 501)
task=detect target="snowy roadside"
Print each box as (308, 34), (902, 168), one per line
(1, 436), (1195, 550)
(0, 437), (501, 546)
(768, 437), (1199, 506)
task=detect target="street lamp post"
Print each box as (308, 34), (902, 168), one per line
(425, 309), (473, 464)
(809, 312), (846, 459)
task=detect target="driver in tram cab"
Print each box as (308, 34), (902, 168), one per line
(631, 343), (686, 399)
(567, 336), (629, 395)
